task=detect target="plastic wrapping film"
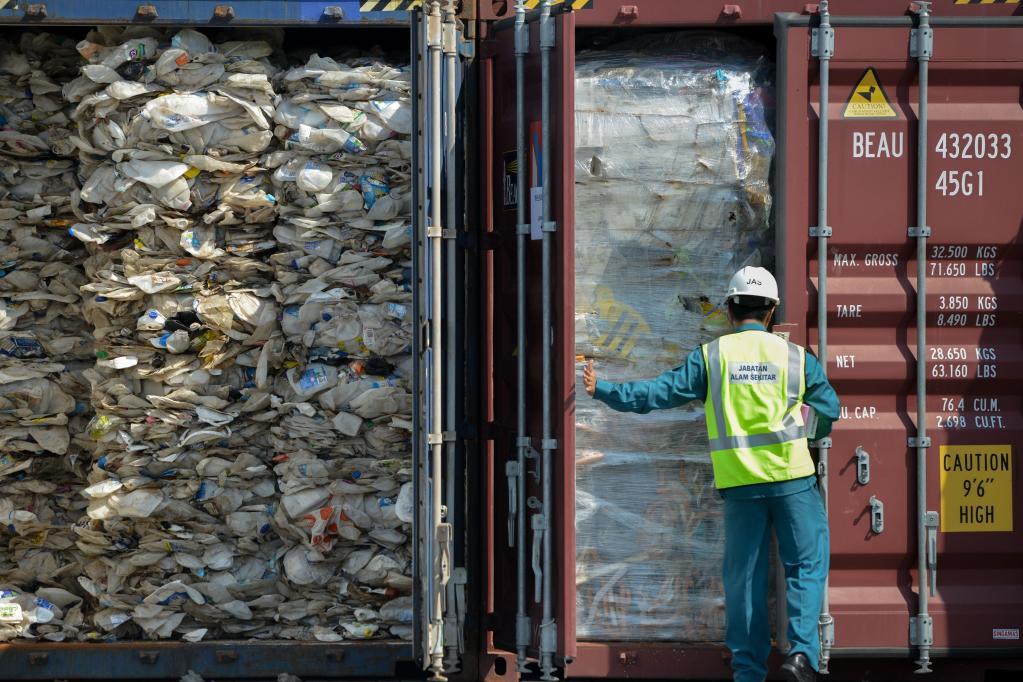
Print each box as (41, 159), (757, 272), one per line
(574, 33), (775, 642)
(1, 28), (414, 643)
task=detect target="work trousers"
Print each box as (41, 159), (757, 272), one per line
(723, 482), (830, 682)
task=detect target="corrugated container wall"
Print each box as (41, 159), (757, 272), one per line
(0, 2), (475, 680)
(477, 1), (1023, 681)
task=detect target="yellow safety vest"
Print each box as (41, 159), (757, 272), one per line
(701, 330), (815, 489)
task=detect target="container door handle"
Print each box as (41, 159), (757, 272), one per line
(531, 510), (545, 604)
(505, 461), (519, 547)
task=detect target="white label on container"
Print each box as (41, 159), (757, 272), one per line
(530, 186), (543, 241)
(993, 628), (1019, 640)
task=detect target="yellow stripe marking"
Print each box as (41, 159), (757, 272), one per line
(383, 0), (403, 10)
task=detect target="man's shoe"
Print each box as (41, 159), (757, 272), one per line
(780, 653), (817, 682)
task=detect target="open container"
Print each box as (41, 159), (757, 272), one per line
(476, 1), (1023, 680)
(0, 1), (471, 679)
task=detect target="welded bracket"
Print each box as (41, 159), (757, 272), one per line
(809, 225), (832, 237)
(908, 226), (932, 238)
(910, 26), (934, 59)
(909, 436), (932, 448)
(910, 614), (934, 647)
(811, 437), (832, 449)
(516, 222), (531, 236)
(539, 6), (556, 50)
(542, 220), (557, 233)
(541, 438), (558, 451)
(811, 26), (835, 58)
(514, 19), (530, 56)
(428, 226), (456, 239)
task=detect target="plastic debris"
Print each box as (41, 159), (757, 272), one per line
(1, 27), (414, 643)
(573, 33), (775, 642)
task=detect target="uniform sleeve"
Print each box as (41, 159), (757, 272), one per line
(803, 350), (841, 439)
(592, 347), (707, 414)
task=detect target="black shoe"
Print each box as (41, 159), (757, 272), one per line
(780, 652), (817, 682)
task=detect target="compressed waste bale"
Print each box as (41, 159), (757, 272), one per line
(0, 32), (95, 643)
(573, 33), (775, 642)
(268, 52), (414, 641)
(1, 26), (416, 643)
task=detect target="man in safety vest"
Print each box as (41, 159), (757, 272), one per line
(583, 266), (839, 682)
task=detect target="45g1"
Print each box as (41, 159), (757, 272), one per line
(935, 169), (984, 197)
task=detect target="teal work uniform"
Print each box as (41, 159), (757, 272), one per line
(592, 323), (840, 681)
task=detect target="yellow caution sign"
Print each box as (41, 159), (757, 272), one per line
(940, 444), (1013, 532)
(842, 68), (898, 119)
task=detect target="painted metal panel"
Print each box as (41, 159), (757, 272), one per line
(479, 6), (576, 669)
(0, 1), (415, 25)
(479, 2), (1023, 681)
(777, 19), (1023, 659)
(479, 0), (1022, 25)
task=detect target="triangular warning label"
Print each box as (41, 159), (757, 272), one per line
(842, 68), (897, 119)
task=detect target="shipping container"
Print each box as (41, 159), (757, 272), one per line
(476, 1), (1023, 681)
(0, 1), (475, 680)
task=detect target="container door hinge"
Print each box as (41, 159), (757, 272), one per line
(809, 225), (832, 237)
(868, 496), (885, 534)
(855, 446), (870, 485)
(811, 26), (835, 58)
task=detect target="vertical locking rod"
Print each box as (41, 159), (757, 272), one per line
(538, 1), (558, 679)
(441, 0), (460, 672)
(911, 1), (936, 673)
(425, 2), (446, 678)
(513, 0), (532, 672)
(812, 0), (835, 673)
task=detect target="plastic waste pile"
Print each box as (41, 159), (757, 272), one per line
(573, 33), (775, 642)
(267, 52), (414, 641)
(0, 32), (95, 643)
(2, 26), (414, 643)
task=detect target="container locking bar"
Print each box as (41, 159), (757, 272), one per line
(811, 0), (835, 673)
(538, 1), (558, 679)
(512, 0), (532, 672)
(910, 2), (937, 674)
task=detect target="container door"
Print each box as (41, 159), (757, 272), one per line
(776, 15), (1023, 662)
(479, 5), (578, 671)
(413, 6), (468, 674)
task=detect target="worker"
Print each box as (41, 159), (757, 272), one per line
(582, 266), (839, 682)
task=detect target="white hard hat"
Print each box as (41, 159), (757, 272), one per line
(725, 266), (779, 304)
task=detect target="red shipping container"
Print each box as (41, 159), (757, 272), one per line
(477, 1), (1023, 680)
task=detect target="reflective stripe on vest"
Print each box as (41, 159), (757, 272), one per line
(705, 339), (805, 452)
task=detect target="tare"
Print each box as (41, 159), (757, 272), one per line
(852, 131), (904, 158)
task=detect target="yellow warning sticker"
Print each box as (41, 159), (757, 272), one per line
(842, 67), (898, 119)
(940, 444), (1013, 532)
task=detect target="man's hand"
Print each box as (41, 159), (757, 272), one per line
(583, 359), (597, 396)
